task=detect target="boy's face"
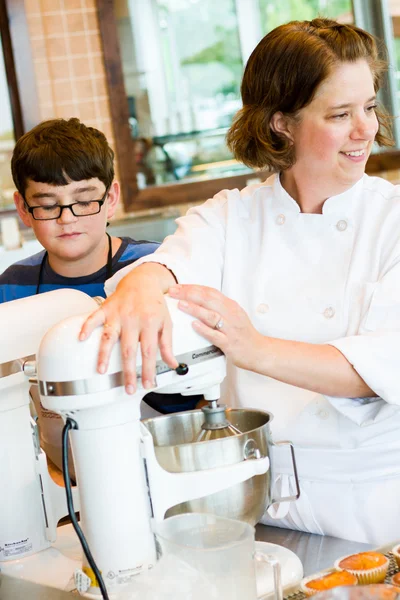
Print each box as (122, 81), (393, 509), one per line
(14, 178), (119, 268)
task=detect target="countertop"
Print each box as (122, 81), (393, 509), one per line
(0, 524), (376, 599)
(255, 524), (374, 577)
(0, 575), (72, 599)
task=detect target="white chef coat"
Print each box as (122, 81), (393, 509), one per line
(107, 173), (400, 544)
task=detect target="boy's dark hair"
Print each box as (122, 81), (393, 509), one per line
(12, 118), (115, 196)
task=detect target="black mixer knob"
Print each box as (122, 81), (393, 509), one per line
(175, 363), (189, 375)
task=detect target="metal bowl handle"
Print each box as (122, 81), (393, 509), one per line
(270, 441), (300, 504)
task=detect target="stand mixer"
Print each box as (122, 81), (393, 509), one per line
(0, 289), (276, 598)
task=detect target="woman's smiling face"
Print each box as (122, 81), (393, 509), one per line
(284, 59), (379, 198)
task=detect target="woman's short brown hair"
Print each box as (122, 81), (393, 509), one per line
(227, 18), (394, 173)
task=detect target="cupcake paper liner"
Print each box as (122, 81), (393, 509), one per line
(334, 554), (389, 585)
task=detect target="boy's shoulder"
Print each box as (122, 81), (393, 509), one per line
(116, 237), (159, 265)
(0, 250), (46, 283)
(0, 250), (46, 303)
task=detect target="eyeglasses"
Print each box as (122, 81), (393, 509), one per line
(24, 190), (108, 221)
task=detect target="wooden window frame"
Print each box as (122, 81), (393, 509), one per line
(97, 0), (272, 212)
(97, 0), (400, 211)
(0, 0), (40, 219)
(1, 0), (40, 136)
(1, 0), (399, 217)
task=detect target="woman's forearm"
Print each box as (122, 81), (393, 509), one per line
(168, 284), (375, 399)
(252, 336), (376, 398)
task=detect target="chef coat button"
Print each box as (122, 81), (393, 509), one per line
(257, 303), (269, 314)
(323, 306), (335, 319)
(336, 219), (348, 231)
(276, 214), (286, 226)
(317, 410), (329, 420)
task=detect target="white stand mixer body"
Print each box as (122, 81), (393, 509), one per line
(0, 377), (49, 559)
(0, 290), (98, 562)
(69, 400), (157, 584)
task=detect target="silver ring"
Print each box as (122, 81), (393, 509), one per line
(215, 318), (224, 330)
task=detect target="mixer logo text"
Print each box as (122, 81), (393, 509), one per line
(5, 539), (28, 546)
(192, 348), (220, 360)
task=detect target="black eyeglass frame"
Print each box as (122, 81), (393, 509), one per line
(23, 189), (109, 221)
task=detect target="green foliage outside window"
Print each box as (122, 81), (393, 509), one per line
(259, 0), (353, 33)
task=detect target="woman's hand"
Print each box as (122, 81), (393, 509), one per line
(169, 284), (375, 398)
(79, 264), (178, 394)
(169, 284), (265, 371)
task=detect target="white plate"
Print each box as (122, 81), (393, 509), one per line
(255, 541), (303, 599)
(0, 527), (303, 598)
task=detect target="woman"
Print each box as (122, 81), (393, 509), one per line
(80, 19), (400, 544)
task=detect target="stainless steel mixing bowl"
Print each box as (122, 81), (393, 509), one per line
(142, 408), (299, 525)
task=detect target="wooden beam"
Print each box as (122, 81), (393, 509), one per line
(97, 0), (138, 212)
(0, 0), (23, 138)
(129, 171), (270, 211)
(2, 0), (40, 135)
(392, 16), (400, 37)
(366, 149), (400, 173)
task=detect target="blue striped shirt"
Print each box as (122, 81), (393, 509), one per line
(0, 236), (200, 413)
(0, 237), (159, 302)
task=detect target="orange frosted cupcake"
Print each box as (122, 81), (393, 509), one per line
(345, 584), (400, 600)
(300, 570), (358, 596)
(334, 551), (389, 584)
(389, 573), (400, 588)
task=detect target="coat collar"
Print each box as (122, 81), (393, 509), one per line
(271, 172), (366, 217)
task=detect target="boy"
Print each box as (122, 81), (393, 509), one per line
(0, 118), (165, 476)
(0, 117), (159, 301)
(0, 118), (200, 460)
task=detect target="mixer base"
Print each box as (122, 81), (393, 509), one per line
(0, 524), (80, 592)
(0, 527), (303, 599)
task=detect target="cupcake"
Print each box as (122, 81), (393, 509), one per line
(389, 573), (400, 588)
(300, 570), (358, 596)
(347, 585), (400, 600)
(306, 585), (400, 600)
(392, 545), (400, 570)
(334, 551), (389, 584)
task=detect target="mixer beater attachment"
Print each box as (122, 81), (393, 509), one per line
(196, 400), (242, 442)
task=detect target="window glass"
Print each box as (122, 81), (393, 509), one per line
(258, 0), (354, 32)
(388, 4), (400, 131)
(117, 0), (246, 187)
(115, 0), (354, 189)
(0, 34), (16, 211)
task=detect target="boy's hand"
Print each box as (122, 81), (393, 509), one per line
(79, 264), (178, 394)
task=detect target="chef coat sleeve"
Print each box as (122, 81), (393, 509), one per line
(325, 255), (400, 425)
(105, 192), (229, 296)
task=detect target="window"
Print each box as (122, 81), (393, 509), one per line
(101, 0), (400, 206)
(386, 0), (400, 145)
(115, 0), (354, 192)
(116, 0), (248, 188)
(0, 33), (15, 212)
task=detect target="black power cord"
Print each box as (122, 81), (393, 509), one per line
(62, 418), (110, 600)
